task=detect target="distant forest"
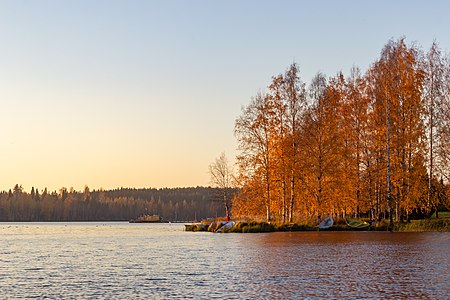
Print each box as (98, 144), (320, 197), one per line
(0, 185), (237, 222)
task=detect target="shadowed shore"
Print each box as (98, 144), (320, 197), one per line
(185, 218), (450, 233)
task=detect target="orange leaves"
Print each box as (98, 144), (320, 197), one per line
(235, 39), (450, 223)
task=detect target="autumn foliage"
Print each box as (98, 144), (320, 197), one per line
(233, 38), (450, 224)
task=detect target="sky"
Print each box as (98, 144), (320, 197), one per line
(1, 0), (450, 192)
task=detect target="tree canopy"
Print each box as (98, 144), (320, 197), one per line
(233, 38), (450, 223)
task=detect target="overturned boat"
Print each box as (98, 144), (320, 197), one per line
(319, 216), (334, 229)
(345, 216), (370, 229)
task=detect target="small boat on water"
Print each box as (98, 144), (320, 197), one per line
(319, 216), (334, 229)
(346, 216), (370, 229)
(129, 214), (162, 223)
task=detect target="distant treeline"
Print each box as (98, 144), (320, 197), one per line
(0, 184), (237, 222)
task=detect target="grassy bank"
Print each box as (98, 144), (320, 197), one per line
(395, 219), (450, 232)
(185, 217), (450, 233)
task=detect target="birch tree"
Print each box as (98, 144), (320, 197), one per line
(209, 152), (234, 219)
(423, 41), (449, 217)
(235, 92), (274, 221)
(283, 63), (307, 222)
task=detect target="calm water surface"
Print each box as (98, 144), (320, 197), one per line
(0, 223), (449, 299)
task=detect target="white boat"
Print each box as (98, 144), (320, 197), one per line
(216, 221), (236, 233)
(319, 216), (334, 229)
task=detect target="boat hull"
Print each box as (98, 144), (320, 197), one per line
(346, 217), (370, 229)
(319, 217), (334, 229)
(129, 214), (162, 223)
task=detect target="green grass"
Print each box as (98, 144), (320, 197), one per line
(395, 219), (450, 232)
(236, 221), (277, 233)
(431, 211), (450, 219)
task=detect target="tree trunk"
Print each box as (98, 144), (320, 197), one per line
(289, 171), (295, 223)
(386, 84), (394, 231)
(266, 171), (271, 222)
(428, 108), (434, 217)
(282, 179), (286, 223)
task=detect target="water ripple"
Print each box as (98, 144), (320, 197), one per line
(0, 223), (449, 299)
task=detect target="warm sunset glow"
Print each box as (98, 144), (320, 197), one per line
(0, 1), (449, 192)
(1, 3), (450, 299)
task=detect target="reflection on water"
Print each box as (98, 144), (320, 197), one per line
(1, 223), (449, 299)
(244, 232), (450, 299)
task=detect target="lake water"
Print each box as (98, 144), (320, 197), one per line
(0, 223), (449, 299)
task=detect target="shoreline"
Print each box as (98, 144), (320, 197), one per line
(185, 219), (450, 233)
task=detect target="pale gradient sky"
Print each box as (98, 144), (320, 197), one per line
(1, 0), (450, 192)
